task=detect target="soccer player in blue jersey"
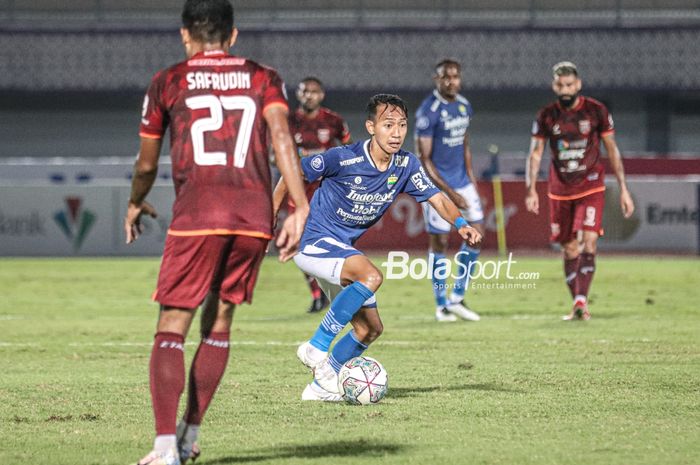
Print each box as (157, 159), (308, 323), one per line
(415, 59), (485, 322)
(273, 94), (482, 401)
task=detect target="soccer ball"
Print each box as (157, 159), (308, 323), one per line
(337, 356), (388, 405)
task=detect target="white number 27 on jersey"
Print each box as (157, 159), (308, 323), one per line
(185, 94), (256, 168)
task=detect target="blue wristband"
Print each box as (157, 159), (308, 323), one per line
(454, 217), (468, 230)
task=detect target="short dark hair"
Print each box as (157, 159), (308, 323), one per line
(300, 76), (324, 89)
(435, 58), (461, 74)
(366, 94), (408, 121)
(182, 0), (234, 45)
(553, 61), (578, 78)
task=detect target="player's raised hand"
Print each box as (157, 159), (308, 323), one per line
(525, 190), (539, 214)
(124, 200), (157, 244)
(276, 206), (308, 262)
(459, 225), (482, 247)
(620, 189), (635, 218)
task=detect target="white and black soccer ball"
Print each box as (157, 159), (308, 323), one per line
(337, 356), (388, 405)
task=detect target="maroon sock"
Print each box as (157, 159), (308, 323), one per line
(564, 256), (580, 298)
(184, 331), (230, 425)
(150, 332), (185, 435)
(577, 253), (596, 299)
(305, 273), (322, 300)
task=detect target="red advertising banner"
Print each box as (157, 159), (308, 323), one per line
(355, 181), (550, 251)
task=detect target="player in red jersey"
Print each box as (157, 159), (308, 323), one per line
(288, 77), (352, 313)
(123, 1), (308, 464)
(525, 61), (634, 321)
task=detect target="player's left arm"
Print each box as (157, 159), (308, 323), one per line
(602, 133), (635, 218)
(427, 192), (482, 247)
(463, 131), (478, 194)
(124, 137), (161, 243)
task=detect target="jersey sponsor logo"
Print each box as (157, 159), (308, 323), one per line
(346, 189), (396, 204)
(442, 115), (469, 131)
(553, 124), (561, 135)
(416, 115), (430, 130)
(317, 128), (331, 144)
(394, 155), (409, 168)
(186, 71), (251, 91)
(339, 156), (364, 167)
(411, 172), (429, 192)
(311, 155), (324, 171)
(578, 119), (591, 135)
(354, 176), (362, 184)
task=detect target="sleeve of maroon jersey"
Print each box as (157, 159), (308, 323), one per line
(532, 109), (548, 140)
(336, 116), (351, 144)
(261, 68), (289, 113)
(596, 102), (615, 136)
(139, 70), (169, 139)
(300, 147), (342, 182)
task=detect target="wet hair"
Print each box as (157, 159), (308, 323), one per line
(435, 58), (461, 74)
(181, 0), (234, 44)
(553, 61), (578, 78)
(299, 76), (324, 89)
(366, 94), (408, 121)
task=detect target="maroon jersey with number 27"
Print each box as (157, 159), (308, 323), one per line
(139, 50), (288, 238)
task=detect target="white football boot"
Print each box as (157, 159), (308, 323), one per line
(447, 300), (481, 321)
(301, 381), (343, 402)
(435, 306), (458, 322)
(313, 357), (341, 394)
(296, 341), (327, 370)
(136, 448), (180, 465)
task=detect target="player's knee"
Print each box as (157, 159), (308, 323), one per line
(583, 241), (597, 254)
(364, 320), (384, 343)
(362, 268), (383, 292)
(562, 241), (579, 259)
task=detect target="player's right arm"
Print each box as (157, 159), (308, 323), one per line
(525, 137), (545, 215)
(124, 137), (160, 243)
(265, 105), (309, 262)
(416, 135), (467, 210)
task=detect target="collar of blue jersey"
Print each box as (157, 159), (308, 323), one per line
(363, 139), (395, 171)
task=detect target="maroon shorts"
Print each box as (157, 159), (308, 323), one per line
(548, 191), (605, 244)
(154, 234), (268, 309)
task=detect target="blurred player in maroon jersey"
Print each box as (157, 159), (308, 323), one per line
(288, 77), (352, 313)
(525, 61), (634, 321)
(123, 1), (308, 464)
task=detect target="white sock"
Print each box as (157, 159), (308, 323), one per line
(153, 434), (176, 453)
(182, 423), (200, 445)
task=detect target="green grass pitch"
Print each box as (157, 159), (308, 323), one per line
(0, 255), (698, 465)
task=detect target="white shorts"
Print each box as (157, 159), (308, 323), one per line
(293, 237), (377, 308)
(422, 183), (484, 234)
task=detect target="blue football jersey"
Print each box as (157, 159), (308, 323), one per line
(300, 140), (440, 246)
(415, 90), (474, 189)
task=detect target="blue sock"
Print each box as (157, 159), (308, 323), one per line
(453, 244), (480, 300)
(431, 252), (448, 308)
(310, 282), (374, 352)
(328, 331), (368, 373)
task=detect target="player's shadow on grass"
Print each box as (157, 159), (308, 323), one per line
(207, 439), (404, 464)
(390, 383), (522, 398)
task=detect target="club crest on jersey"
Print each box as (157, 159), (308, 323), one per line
(311, 155), (324, 172)
(317, 129), (331, 144)
(459, 104), (467, 115)
(553, 124), (561, 135)
(387, 174), (398, 189)
(579, 120), (591, 135)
